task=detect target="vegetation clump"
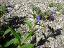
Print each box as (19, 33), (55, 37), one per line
(0, 2), (63, 48)
(0, 4), (7, 18)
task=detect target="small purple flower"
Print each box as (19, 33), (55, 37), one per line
(36, 16), (41, 24)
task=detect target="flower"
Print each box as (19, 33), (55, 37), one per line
(36, 16), (41, 24)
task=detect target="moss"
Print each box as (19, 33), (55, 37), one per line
(56, 3), (63, 11)
(44, 10), (51, 17)
(49, 2), (56, 7)
(49, 2), (63, 11)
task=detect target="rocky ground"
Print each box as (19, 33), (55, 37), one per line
(0, 0), (64, 48)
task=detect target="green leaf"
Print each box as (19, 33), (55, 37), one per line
(0, 4), (7, 17)
(21, 44), (34, 48)
(9, 27), (21, 44)
(4, 38), (18, 47)
(27, 31), (34, 38)
(32, 13), (36, 18)
(3, 28), (11, 36)
(25, 31), (34, 42)
(13, 38), (19, 45)
(21, 31), (34, 45)
(26, 20), (32, 30)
